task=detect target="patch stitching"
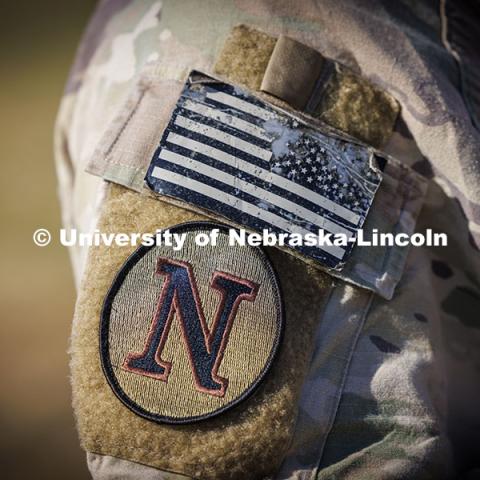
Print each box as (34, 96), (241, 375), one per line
(100, 221), (284, 424)
(121, 257), (259, 398)
(105, 87), (147, 160)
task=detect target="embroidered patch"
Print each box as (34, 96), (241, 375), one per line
(100, 222), (283, 424)
(145, 71), (382, 269)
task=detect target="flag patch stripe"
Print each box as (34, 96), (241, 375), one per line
(151, 167), (345, 260)
(205, 90), (274, 122)
(182, 99), (273, 142)
(156, 148), (353, 237)
(174, 116), (272, 162)
(164, 131), (360, 226)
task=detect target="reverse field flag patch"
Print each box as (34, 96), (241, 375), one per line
(146, 71), (382, 269)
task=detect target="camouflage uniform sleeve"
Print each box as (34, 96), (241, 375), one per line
(56, 1), (480, 479)
(54, 0), (136, 285)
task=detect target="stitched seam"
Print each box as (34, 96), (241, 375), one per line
(439, 0), (479, 131)
(376, 163), (423, 287)
(104, 87), (148, 160)
(104, 162), (146, 170)
(86, 447), (197, 479)
(378, 179), (408, 278)
(277, 280), (337, 479)
(383, 176), (412, 275)
(305, 60), (335, 114)
(310, 290), (375, 480)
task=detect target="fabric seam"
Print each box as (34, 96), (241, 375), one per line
(86, 449), (198, 479)
(310, 290), (375, 480)
(277, 280), (337, 468)
(104, 87), (148, 161)
(439, 0), (479, 131)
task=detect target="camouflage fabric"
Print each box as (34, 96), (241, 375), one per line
(55, 1), (480, 479)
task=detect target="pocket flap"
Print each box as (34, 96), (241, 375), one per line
(86, 67), (427, 300)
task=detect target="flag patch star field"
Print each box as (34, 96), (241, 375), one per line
(146, 72), (382, 269)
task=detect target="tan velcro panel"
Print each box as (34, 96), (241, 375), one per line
(215, 26), (400, 148)
(72, 184), (332, 480)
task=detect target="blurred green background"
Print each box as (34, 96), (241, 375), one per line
(0, 1), (96, 479)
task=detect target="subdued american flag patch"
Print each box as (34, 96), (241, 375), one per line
(145, 71), (382, 269)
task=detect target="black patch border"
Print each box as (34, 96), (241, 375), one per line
(100, 221), (284, 424)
